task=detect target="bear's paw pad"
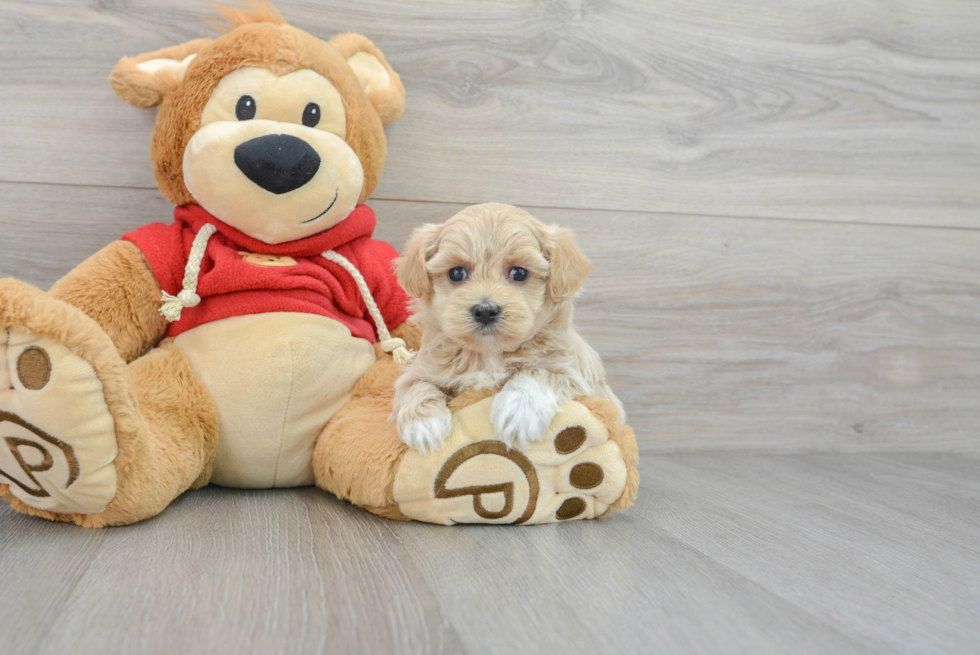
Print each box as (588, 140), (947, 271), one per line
(393, 399), (628, 525)
(0, 330), (117, 514)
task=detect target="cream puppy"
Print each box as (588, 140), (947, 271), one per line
(392, 202), (625, 452)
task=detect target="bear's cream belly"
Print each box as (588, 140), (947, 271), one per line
(173, 313), (376, 488)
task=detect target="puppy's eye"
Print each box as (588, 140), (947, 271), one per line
(509, 267), (529, 282)
(448, 267), (467, 283)
(236, 95), (257, 121)
(302, 102), (321, 128)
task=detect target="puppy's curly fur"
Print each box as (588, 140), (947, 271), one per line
(392, 203), (625, 452)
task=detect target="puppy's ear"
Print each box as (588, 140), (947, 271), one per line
(546, 226), (592, 303)
(397, 223), (443, 300)
(330, 33), (406, 124)
(109, 38), (213, 109)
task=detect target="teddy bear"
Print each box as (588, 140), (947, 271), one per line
(0, 4), (638, 527)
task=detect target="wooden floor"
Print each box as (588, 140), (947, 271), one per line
(1, 1), (978, 653)
(1, 455), (978, 654)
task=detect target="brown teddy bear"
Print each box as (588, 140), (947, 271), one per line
(0, 5), (638, 527)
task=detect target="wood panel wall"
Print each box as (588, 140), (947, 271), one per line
(1, 0), (977, 452)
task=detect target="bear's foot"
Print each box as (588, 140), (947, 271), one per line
(393, 397), (636, 525)
(0, 330), (118, 514)
(0, 280), (128, 516)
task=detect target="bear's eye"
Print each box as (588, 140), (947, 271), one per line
(509, 267), (529, 282)
(302, 102), (321, 128)
(236, 95), (257, 121)
(448, 267), (467, 283)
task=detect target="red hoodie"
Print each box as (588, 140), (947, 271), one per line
(123, 204), (411, 341)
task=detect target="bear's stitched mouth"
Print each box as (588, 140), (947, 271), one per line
(299, 189), (339, 224)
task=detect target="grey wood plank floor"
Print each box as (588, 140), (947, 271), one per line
(0, 454), (977, 654)
(0, 0), (979, 226)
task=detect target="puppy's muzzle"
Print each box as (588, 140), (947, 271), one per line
(472, 302), (501, 327)
(234, 134), (321, 194)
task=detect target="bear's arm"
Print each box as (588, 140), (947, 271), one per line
(49, 240), (168, 362)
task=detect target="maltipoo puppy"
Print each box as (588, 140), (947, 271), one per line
(392, 202), (625, 452)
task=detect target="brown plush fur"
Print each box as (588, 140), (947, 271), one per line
(109, 38), (214, 110)
(49, 241), (167, 363)
(0, 278), (142, 487)
(579, 396), (639, 512)
(0, 279), (220, 527)
(328, 32), (406, 125)
(215, 2), (287, 28)
(110, 7), (404, 207)
(214, 3), (404, 122)
(312, 322), (418, 512)
(92, 342), (220, 526)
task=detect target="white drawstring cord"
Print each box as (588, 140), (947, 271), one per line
(159, 223), (217, 322)
(322, 250), (415, 364)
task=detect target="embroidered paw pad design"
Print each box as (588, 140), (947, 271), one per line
(394, 399), (628, 525)
(0, 331), (118, 514)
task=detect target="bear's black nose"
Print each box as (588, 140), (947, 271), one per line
(234, 134), (321, 194)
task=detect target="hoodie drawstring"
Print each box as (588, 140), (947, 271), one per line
(322, 250), (415, 364)
(159, 223), (217, 322)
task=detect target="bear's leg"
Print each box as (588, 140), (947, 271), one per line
(0, 279), (218, 527)
(390, 394), (639, 524)
(313, 326), (640, 525)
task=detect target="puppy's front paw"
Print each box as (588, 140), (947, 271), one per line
(491, 377), (560, 448)
(397, 403), (453, 454)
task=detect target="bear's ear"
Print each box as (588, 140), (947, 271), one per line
(330, 33), (405, 124)
(109, 38), (213, 109)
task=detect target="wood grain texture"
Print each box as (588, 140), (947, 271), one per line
(1, 454), (978, 654)
(0, 0), (978, 226)
(1, 182), (978, 454)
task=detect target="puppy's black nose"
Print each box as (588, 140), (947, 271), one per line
(472, 303), (500, 326)
(234, 134), (320, 194)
